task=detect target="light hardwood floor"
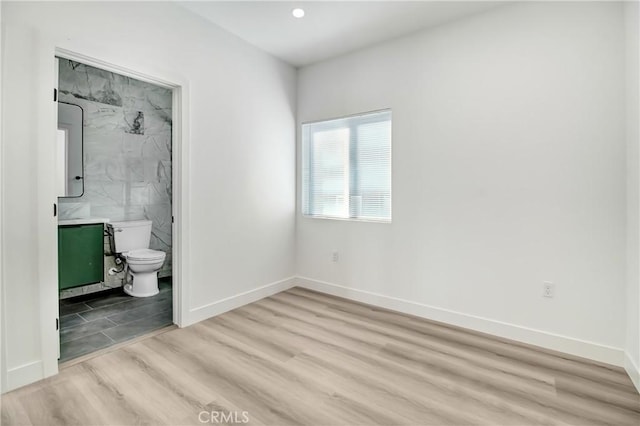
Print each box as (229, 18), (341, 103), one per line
(2, 287), (639, 426)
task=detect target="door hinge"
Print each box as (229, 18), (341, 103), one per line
(53, 88), (58, 102)
(56, 318), (59, 331)
(53, 203), (57, 217)
(172, 216), (174, 223)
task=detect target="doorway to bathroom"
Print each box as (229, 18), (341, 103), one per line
(55, 56), (176, 363)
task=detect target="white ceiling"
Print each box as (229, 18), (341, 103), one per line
(179, 1), (504, 67)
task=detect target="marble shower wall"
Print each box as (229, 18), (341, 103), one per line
(58, 59), (172, 280)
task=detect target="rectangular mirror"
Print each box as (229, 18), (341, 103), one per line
(57, 102), (84, 197)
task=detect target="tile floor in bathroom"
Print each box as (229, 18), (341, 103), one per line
(58, 277), (172, 362)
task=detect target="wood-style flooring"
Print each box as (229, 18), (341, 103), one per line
(58, 278), (173, 362)
(2, 287), (639, 426)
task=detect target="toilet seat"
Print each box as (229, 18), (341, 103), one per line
(124, 249), (166, 262)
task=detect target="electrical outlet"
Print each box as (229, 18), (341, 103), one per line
(543, 282), (555, 298)
(332, 251), (339, 262)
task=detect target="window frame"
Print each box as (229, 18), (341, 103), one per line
(301, 109), (392, 223)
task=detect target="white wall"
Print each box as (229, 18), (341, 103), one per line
(297, 2), (628, 365)
(1, 1), (296, 391)
(0, 0), (4, 395)
(625, 0), (640, 391)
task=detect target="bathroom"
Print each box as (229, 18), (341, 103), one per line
(56, 58), (174, 362)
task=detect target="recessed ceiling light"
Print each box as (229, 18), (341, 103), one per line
(292, 8), (305, 18)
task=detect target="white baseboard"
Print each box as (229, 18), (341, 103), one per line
(5, 361), (43, 392)
(4, 276), (629, 394)
(186, 277), (297, 326)
(296, 277), (625, 367)
(625, 352), (640, 393)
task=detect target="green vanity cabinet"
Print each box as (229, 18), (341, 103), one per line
(58, 224), (104, 290)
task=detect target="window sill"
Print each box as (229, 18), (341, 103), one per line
(301, 214), (392, 224)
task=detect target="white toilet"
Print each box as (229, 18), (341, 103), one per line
(108, 220), (166, 297)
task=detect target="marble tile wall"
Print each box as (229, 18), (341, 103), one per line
(58, 59), (172, 289)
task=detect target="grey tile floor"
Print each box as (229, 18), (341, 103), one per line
(58, 277), (172, 362)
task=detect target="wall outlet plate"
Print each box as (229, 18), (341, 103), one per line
(543, 281), (555, 298)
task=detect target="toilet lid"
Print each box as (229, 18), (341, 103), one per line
(125, 249), (166, 261)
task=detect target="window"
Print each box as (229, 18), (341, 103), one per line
(302, 110), (392, 221)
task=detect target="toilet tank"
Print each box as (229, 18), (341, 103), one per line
(108, 220), (152, 253)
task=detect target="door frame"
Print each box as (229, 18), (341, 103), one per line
(40, 47), (191, 378)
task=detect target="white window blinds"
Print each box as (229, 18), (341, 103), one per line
(302, 110), (392, 221)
